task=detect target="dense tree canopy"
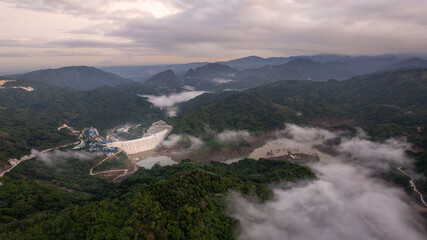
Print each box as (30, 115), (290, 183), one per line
(0, 159), (314, 239)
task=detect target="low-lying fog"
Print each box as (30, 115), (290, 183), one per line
(140, 91), (206, 116)
(227, 124), (427, 240)
(31, 149), (103, 167)
(29, 124), (426, 239)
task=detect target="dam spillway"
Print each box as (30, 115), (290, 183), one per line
(107, 120), (172, 155)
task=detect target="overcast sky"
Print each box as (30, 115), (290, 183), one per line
(1, 0), (426, 72)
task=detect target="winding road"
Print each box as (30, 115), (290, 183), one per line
(89, 150), (138, 183)
(0, 141), (80, 179)
(397, 167), (427, 208)
(89, 150), (122, 176)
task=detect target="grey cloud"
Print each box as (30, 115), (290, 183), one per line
(0, 52), (29, 57)
(0, 39), (48, 49)
(3, 0), (108, 16)
(105, 0), (427, 56)
(48, 39), (134, 49)
(2, 0), (427, 60)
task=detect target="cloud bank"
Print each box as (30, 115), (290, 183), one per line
(1, 0), (427, 70)
(161, 134), (204, 158)
(142, 91), (206, 108)
(32, 149), (102, 167)
(141, 90), (206, 116)
(217, 130), (252, 143)
(230, 124), (426, 240)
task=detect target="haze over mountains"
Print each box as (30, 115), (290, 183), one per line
(1, 55), (427, 239)
(381, 57), (427, 71)
(2, 0), (427, 238)
(102, 54), (409, 81)
(133, 55), (427, 91)
(2, 55), (426, 92)
(4, 66), (132, 90)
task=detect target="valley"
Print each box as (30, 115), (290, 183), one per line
(0, 56), (426, 239)
(2, 1), (427, 238)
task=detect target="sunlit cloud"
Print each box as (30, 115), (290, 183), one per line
(0, 0), (426, 71)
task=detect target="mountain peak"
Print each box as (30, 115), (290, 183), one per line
(7, 66), (131, 90)
(185, 63), (237, 78)
(145, 69), (182, 88)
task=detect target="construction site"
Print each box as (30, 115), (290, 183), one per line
(86, 120), (174, 182)
(107, 120), (172, 156)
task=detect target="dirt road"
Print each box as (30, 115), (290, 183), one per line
(398, 167), (427, 207)
(0, 141), (79, 179)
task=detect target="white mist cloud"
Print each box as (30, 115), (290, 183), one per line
(141, 91), (206, 116)
(337, 137), (412, 171)
(142, 91), (206, 108)
(230, 124), (427, 240)
(31, 149), (102, 167)
(161, 134), (204, 158)
(161, 134), (183, 148)
(282, 124), (337, 143)
(212, 78), (233, 84)
(230, 164), (426, 240)
(217, 130), (252, 143)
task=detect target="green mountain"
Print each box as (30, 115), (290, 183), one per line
(170, 68), (427, 138)
(1, 65), (426, 239)
(185, 63), (237, 79)
(169, 68), (427, 196)
(5, 66), (132, 90)
(0, 81), (164, 165)
(144, 69), (183, 89)
(184, 63), (238, 90)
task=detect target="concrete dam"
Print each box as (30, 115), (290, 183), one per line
(107, 120), (172, 155)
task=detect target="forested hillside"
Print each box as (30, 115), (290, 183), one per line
(170, 68), (427, 138)
(4, 66), (132, 90)
(168, 68), (427, 196)
(0, 80), (164, 165)
(0, 159), (314, 239)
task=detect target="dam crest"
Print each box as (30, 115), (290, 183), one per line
(107, 120), (172, 155)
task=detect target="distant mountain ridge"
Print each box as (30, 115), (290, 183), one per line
(218, 56), (289, 70)
(184, 63), (237, 78)
(170, 68), (427, 138)
(5, 66), (132, 90)
(114, 56), (427, 91)
(381, 58), (427, 71)
(237, 58), (355, 80)
(6, 55), (424, 92)
(101, 62), (208, 81)
(100, 54), (410, 81)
